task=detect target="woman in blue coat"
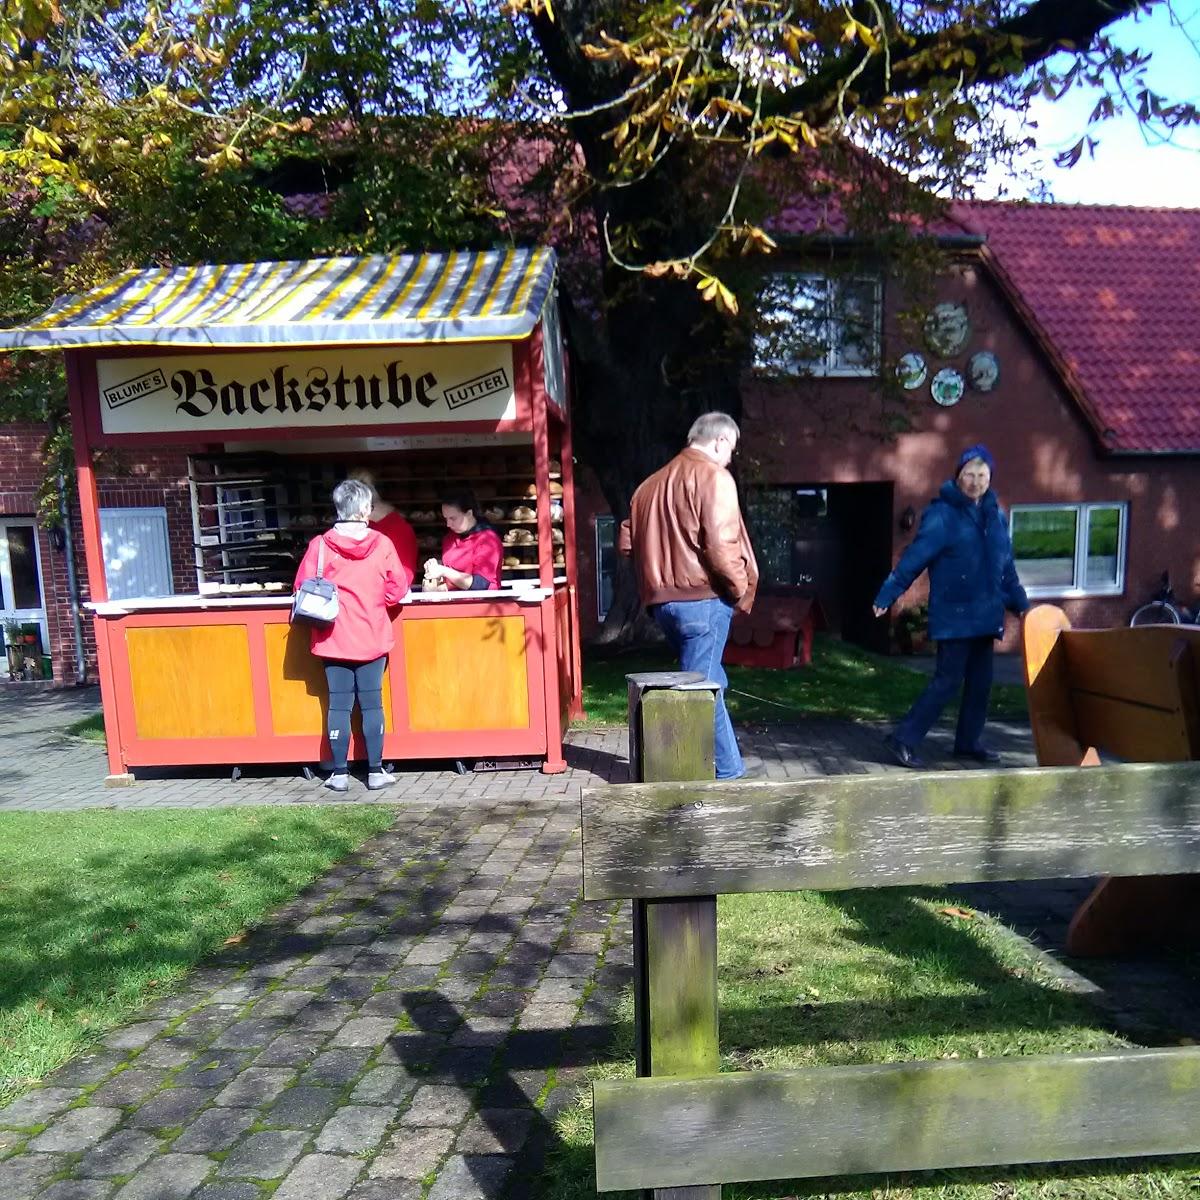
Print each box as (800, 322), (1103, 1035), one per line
(872, 445), (1028, 769)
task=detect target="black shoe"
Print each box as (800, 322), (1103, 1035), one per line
(884, 735), (925, 770)
(954, 746), (1001, 764)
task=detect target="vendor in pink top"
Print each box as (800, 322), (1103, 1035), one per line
(423, 489), (503, 591)
(347, 466), (419, 582)
(294, 478), (411, 793)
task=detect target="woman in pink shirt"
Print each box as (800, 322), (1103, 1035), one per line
(422, 489), (503, 591)
(294, 479), (411, 792)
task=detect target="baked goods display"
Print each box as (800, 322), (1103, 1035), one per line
(189, 448), (568, 592)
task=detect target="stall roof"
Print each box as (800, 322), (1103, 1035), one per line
(0, 246), (557, 351)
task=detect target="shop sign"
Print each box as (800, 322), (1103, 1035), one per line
(95, 343), (516, 435)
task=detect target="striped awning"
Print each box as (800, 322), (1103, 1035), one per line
(0, 246), (557, 350)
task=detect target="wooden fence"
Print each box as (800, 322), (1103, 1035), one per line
(581, 673), (1200, 1198)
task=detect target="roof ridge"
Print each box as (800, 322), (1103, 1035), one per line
(958, 198), (1200, 216)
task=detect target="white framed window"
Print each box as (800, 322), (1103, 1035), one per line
(753, 271), (881, 377)
(595, 515), (616, 621)
(1010, 502), (1127, 598)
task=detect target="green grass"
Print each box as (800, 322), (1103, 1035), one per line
(580, 635), (1028, 725)
(64, 712), (106, 743)
(0, 806), (395, 1101)
(544, 889), (1200, 1199)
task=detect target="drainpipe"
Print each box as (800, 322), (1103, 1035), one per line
(57, 470), (88, 685)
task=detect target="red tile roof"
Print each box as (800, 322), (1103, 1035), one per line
(952, 201), (1200, 454)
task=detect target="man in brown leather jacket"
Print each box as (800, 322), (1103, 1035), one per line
(619, 412), (759, 779)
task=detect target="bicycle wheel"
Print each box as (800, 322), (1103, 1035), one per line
(1129, 601), (1184, 626)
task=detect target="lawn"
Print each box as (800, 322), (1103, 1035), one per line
(64, 711), (105, 743)
(0, 806), (395, 1102)
(545, 888), (1200, 1199)
(581, 634), (1029, 725)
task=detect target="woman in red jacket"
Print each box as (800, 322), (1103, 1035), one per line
(347, 466), (419, 583)
(294, 479), (411, 792)
(423, 489), (503, 591)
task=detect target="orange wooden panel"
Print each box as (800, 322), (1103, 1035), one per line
(1063, 625), (1200, 712)
(264, 622), (393, 736)
(126, 625), (255, 739)
(404, 615), (529, 732)
(1022, 606), (1093, 767)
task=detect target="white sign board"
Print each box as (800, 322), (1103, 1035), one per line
(96, 343), (516, 436)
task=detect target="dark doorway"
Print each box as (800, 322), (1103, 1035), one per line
(746, 482), (893, 653)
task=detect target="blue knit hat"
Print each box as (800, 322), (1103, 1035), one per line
(956, 443), (995, 477)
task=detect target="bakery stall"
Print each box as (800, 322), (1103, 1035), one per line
(0, 246), (583, 779)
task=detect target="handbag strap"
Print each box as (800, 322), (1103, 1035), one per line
(316, 539), (325, 579)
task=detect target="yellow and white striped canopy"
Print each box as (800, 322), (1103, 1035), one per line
(0, 246), (557, 350)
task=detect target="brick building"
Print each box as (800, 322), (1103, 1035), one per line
(3, 200), (1199, 682)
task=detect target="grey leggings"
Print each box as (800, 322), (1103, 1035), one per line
(323, 656), (386, 772)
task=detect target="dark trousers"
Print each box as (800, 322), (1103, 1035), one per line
(323, 656), (386, 771)
(894, 636), (994, 752)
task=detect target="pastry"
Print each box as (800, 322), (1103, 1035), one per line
(524, 482), (538, 499)
(503, 528), (521, 546)
(548, 480), (564, 497)
(503, 555), (521, 568)
(514, 528), (536, 546)
(549, 501), (564, 521)
(551, 527), (564, 545)
(510, 505), (536, 521)
(483, 506), (506, 523)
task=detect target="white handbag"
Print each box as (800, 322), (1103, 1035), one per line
(290, 541), (339, 624)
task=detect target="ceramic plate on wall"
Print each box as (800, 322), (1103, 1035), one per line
(931, 367), (965, 406)
(924, 302), (971, 356)
(967, 350), (1000, 392)
(895, 352), (927, 390)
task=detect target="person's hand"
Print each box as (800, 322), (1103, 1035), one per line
(423, 558), (443, 579)
(872, 605), (888, 618)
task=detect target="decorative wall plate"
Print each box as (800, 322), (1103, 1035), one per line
(967, 350), (1000, 392)
(895, 352), (927, 390)
(931, 367), (965, 407)
(924, 302), (971, 356)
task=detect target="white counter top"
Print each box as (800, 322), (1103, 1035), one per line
(85, 582), (567, 617)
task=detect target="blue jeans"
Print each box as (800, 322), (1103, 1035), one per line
(894, 636), (994, 752)
(324, 656), (387, 771)
(651, 597), (744, 780)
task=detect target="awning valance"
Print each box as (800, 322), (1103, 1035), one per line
(0, 246), (556, 351)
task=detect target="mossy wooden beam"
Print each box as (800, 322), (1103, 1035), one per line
(593, 1046), (1200, 1193)
(581, 761), (1200, 901)
(623, 674), (721, 1200)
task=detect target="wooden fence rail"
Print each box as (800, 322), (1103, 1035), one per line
(587, 673), (1200, 1199)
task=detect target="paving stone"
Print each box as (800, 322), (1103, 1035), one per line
(272, 1152), (363, 1200)
(455, 1109), (535, 1155)
(350, 1067), (418, 1107)
(0, 1086), (80, 1126)
(215, 1067), (296, 1107)
(399, 1084), (474, 1128)
(292, 1001), (354, 1031)
(368, 1126), (455, 1179)
(347, 1181), (422, 1200)
(0, 1152), (66, 1195)
(212, 1019), (287, 1050)
(330, 1017), (396, 1048)
(425, 1153), (513, 1200)
(517, 1003), (577, 1031)
(28, 1106), (122, 1151)
(173, 1107), (258, 1153)
(255, 1033), (326, 1068)
(173, 1053), (253, 1089)
(50, 1053), (128, 1088)
(127, 1087), (211, 1129)
(191, 1186), (261, 1200)
(266, 1086), (341, 1129)
(301, 1048), (372, 1088)
(219, 1130), (308, 1179)
(250, 990), (313, 1019)
(103, 1021), (169, 1050)
(76, 1129), (160, 1176)
(325, 976), (377, 1002)
(135, 1041), (200, 1069)
(542, 954), (595, 979)
(37, 1181), (116, 1200)
(89, 1069), (170, 1108)
(315, 1105), (392, 1155)
(0, 1129), (24, 1156)
(112, 1153), (213, 1199)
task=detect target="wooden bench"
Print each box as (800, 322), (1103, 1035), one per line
(1023, 605), (1200, 955)
(582, 676), (1200, 1197)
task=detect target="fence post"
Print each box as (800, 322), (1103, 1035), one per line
(627, 672), (722, 1200)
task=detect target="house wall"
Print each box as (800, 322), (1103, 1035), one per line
(1, 420), (194, 683)
(574, 258), (1200, 650)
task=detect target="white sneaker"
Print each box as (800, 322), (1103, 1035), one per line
(324, 772), (350, 793)
(366, 770), (394, 792)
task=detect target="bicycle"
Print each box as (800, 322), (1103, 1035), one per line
(1129, 570), (1197, 627)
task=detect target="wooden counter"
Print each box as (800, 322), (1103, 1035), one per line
(89, 587), (581, 779)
